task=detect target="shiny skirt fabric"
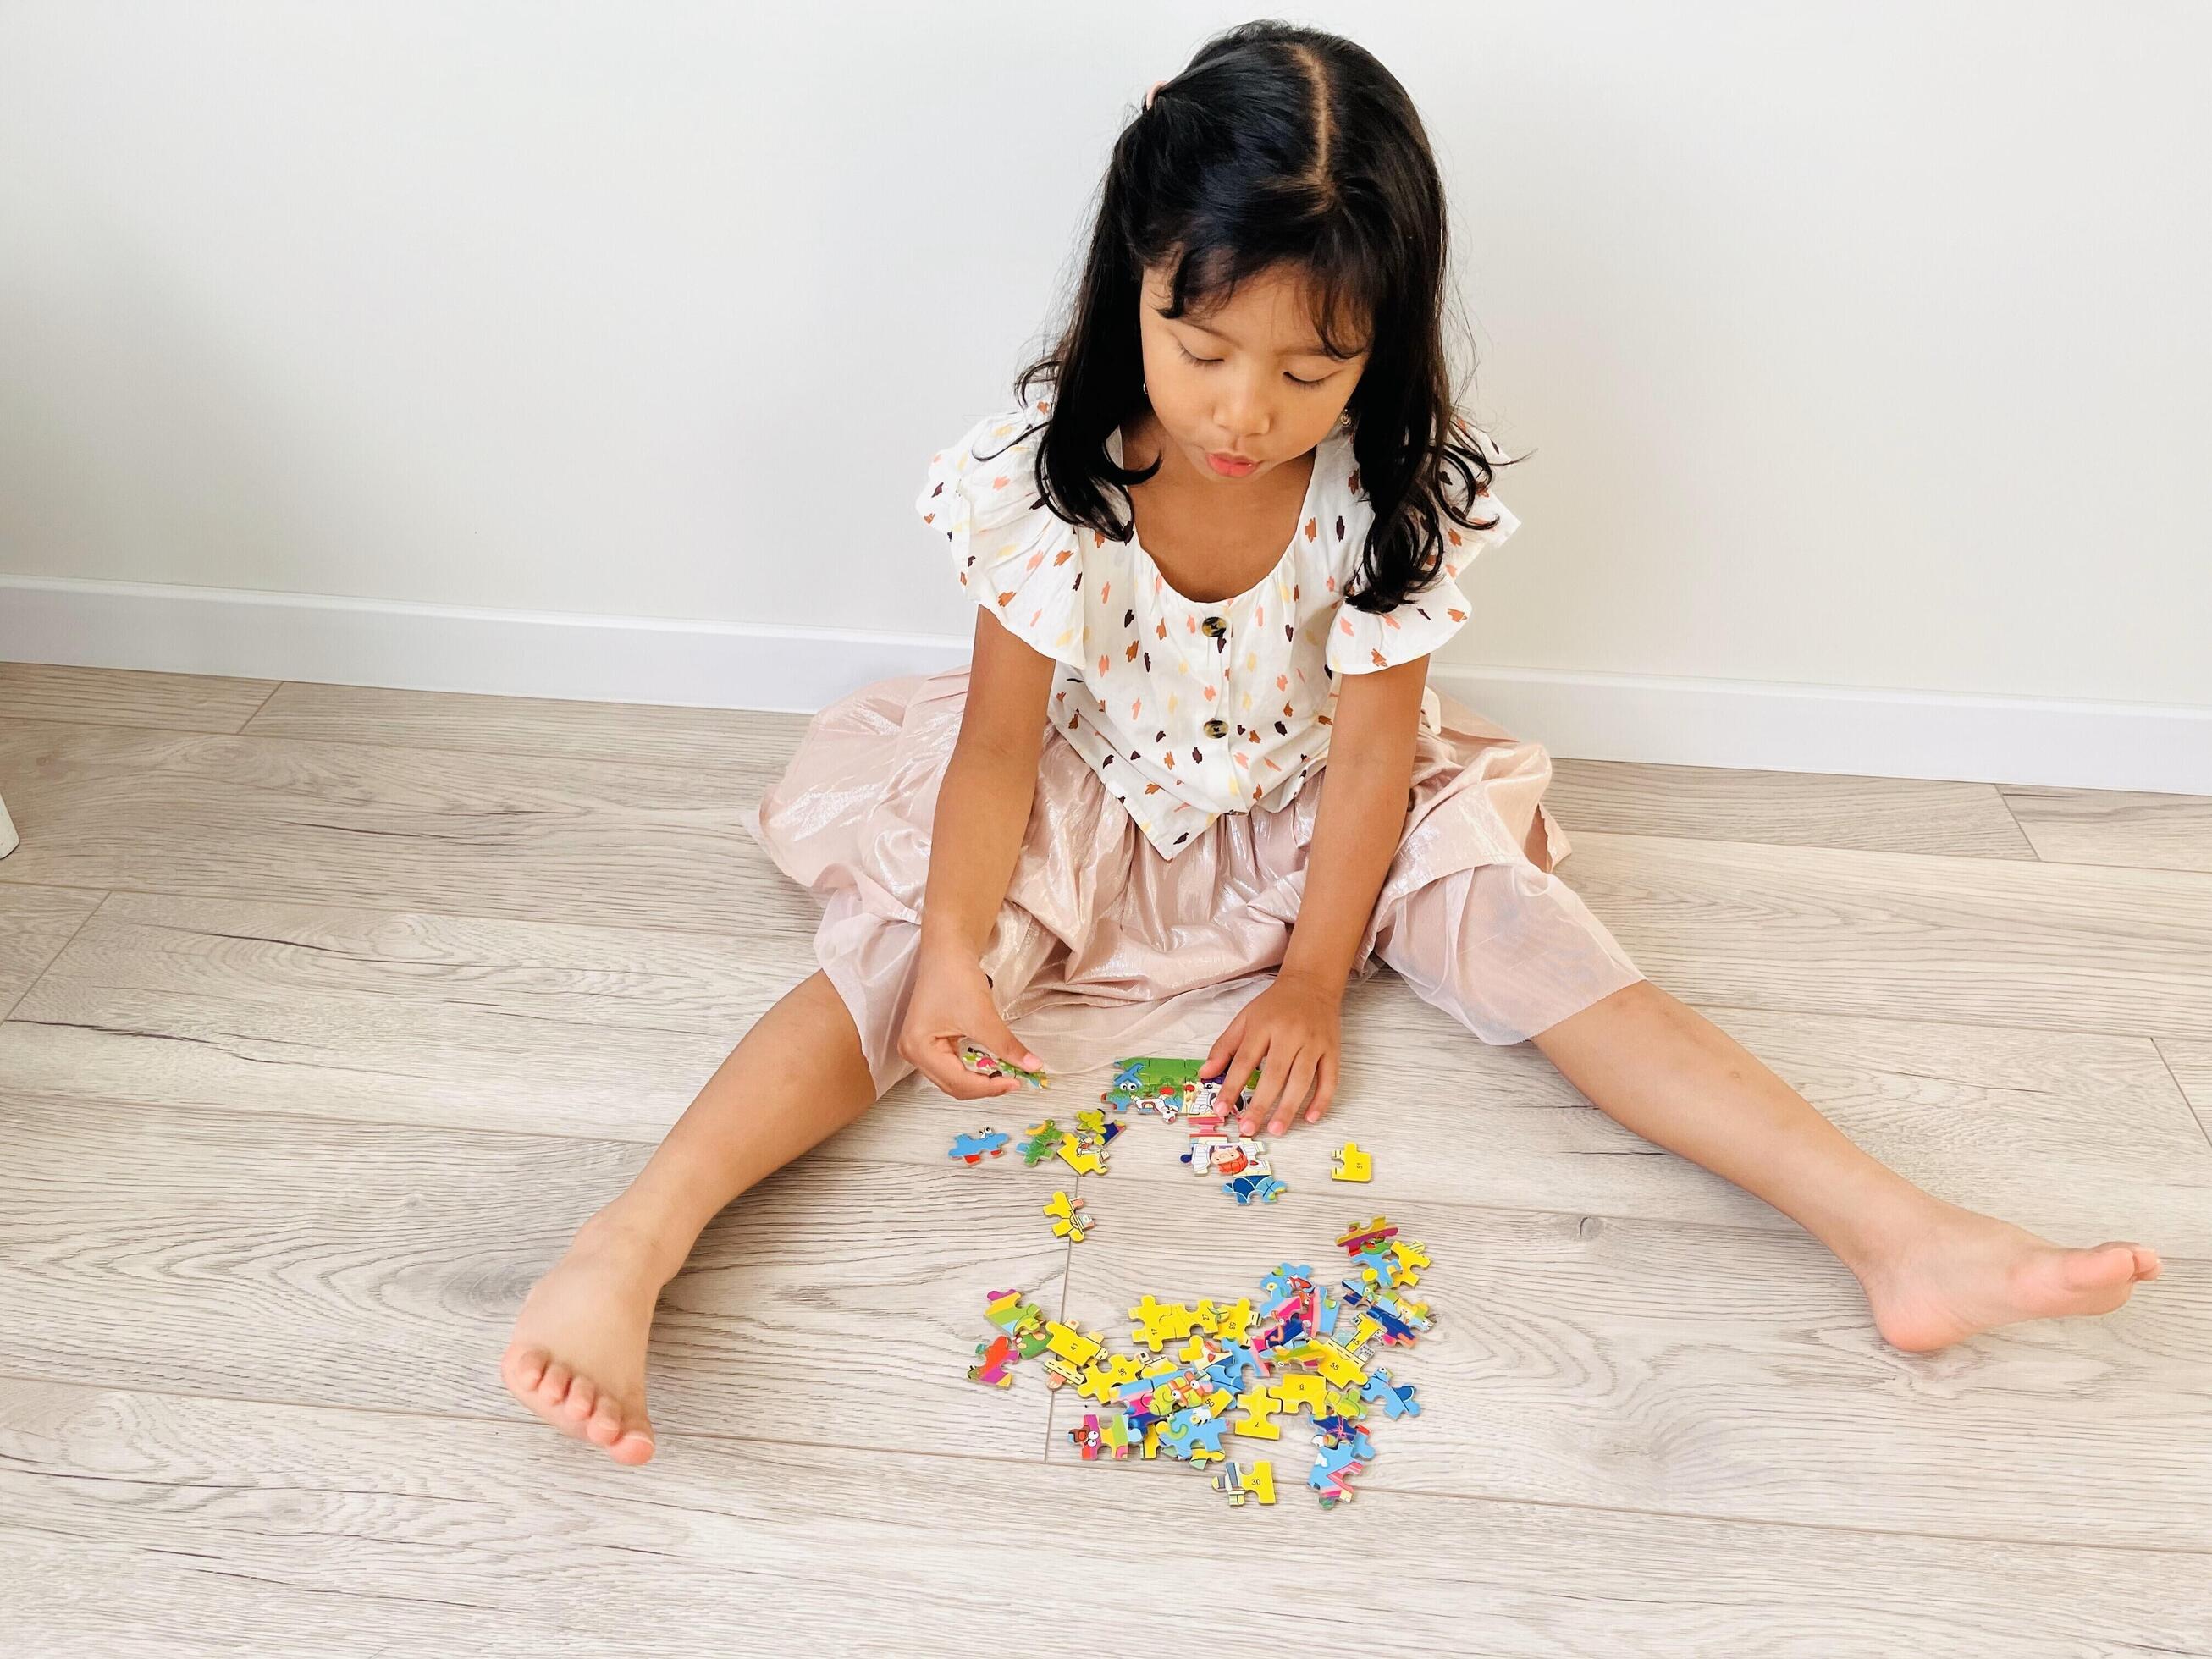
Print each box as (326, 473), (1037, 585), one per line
(743, 664), (1647, 1096)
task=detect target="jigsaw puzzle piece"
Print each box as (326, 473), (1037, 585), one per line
(1040, 1189), (1090, 1242)
(946, 1128), (1012, 1164)
(1360, 1368), (1421, 1419)
(1210, 1459), (1278, 1507)
(958, 1043), (1050, 1089)
(967, 1331), (1018, 1387)
(1261, 1264), (1315, 1301)
(1330, 1141), (1373, 1182)
(1054, 1137), (1106, 1177)
(1233, 1384), (1284, 1441)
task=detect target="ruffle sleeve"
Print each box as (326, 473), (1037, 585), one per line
(1324, 483), (1520, 675)
(915, 400), (1086, 670)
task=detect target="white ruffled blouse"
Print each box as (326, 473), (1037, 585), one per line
(917, 389), (1520, 860)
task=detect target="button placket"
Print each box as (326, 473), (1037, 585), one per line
(1200, 613), (1232, 740)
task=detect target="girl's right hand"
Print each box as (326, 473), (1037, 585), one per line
(898, 942), (1047, 1101)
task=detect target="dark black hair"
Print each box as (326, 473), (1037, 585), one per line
(991, 18), (1521, 614)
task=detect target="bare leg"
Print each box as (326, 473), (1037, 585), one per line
(500, 968), (882, 1462)
(1530, 978), (2163, 1352)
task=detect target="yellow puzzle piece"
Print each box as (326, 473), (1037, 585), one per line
(1041, 1189), (1090, 1242)
(1331, 1140), (1373, 1182)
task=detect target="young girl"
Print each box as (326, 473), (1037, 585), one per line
(502, 22), (2160, 1467)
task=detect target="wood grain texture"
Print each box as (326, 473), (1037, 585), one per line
(2001, 783), (2212, 874)
(2161, 1041), (2212, 1148)
(0, 1092), (1065, 1461)
(1043, 1178), (2212, 1552)
(1072, 980), (2212, 1256)
(1547, 757), (2036, 859)
(0, 883), (102, 1018)
(1556, 829), (2212, 1041)
(10, 1381), (2204, 1658)
(245, 680), (815, 772)
(0, 719), (819, 936)
(11, 892), (2204, 1255)
(0, 661), (278, 731)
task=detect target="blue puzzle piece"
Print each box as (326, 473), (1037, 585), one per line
(1158, 1407), (1233, 1460)
(1314, 1417), (1376, 1460)
(947, 1129), (1011, 1163)
(1309, 1436), (1366, 1497)
(1223, 1173), (1287, 1204)
(1360, 1369), (1421, 1419)
(1201, 1342), (1263, 1393)
(1262, 1264), (1314, 1301)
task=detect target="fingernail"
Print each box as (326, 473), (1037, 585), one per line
(1270, 1121), (1285, 1135)
(1022, 1055), (1043, 1070)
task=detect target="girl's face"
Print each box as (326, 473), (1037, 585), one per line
(1137, 258), (1368, 491)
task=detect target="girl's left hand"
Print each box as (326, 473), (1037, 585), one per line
(1202, 971), (1343, 1138)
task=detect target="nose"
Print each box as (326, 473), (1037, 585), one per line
(1216, 380), (1272, 445)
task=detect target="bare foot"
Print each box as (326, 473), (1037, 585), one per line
(500, 1217), (667, 1464)
(1852, 1202), (2163, 1353)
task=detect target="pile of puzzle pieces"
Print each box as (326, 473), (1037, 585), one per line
(966, 1215), (1433, 1511)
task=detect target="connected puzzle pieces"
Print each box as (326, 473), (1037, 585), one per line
(1042, 1190), (1091, 1243)
(1100, 1055), (1262, 1121)
(965, 1216), (1438, 1512)
(957, 1042), (1051, 1089)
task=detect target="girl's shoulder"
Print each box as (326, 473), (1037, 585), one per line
(917, 389), (1088, 668)
(915, 389), (1057, 542)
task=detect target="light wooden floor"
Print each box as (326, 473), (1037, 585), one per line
(3, 659), (2209, 1657)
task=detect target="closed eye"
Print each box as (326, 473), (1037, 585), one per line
(1173, 339), (1328, 389)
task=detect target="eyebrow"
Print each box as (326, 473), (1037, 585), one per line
(1163, 311), (1349, 359)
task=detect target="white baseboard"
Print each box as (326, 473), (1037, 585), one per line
(3, 573), (2204, 794)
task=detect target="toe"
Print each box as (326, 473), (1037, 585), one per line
(586, 1396), (625, 1447)
(563, 1377), (598, 1424)
(537, 1360), (573, 1409)
(2060, 1243), (2140, 1293)
(501, 1343), (549, 1397)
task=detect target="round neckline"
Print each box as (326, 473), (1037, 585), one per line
(1109, 422), (1342, 612)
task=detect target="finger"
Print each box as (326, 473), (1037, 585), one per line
(1200, 1014), (1244, 1082)
(1228, 1037), (1272, 1133)
(1305, 1050), (1338, 1122)
(1265, 1050), (1319, 1137)
(978, 1019), (1046, 1077)
(924, 1039), (1023, 1101)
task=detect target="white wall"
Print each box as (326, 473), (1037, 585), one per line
(2, 3), (2206, 762)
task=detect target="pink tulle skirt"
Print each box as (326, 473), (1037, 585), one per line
(743, 664), (1646, 1095)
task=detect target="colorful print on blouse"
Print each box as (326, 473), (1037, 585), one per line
(916, 390), (1521, 861)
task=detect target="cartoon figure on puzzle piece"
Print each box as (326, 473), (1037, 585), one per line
(1041, 1190), (1091, 1243)
(1211, 1459), (1277, 1507)
(1224, 1173), (1288, 1204)
(1102, 1055), (1263, 1117)
(957, 1042), (1050, 1089)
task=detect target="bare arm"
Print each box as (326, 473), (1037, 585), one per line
(1277, 656), (1431, 992)
(916, 605), (1060, 967)
(895, 605), (1067, 1094)
(1205, 653), (1430, 1133)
